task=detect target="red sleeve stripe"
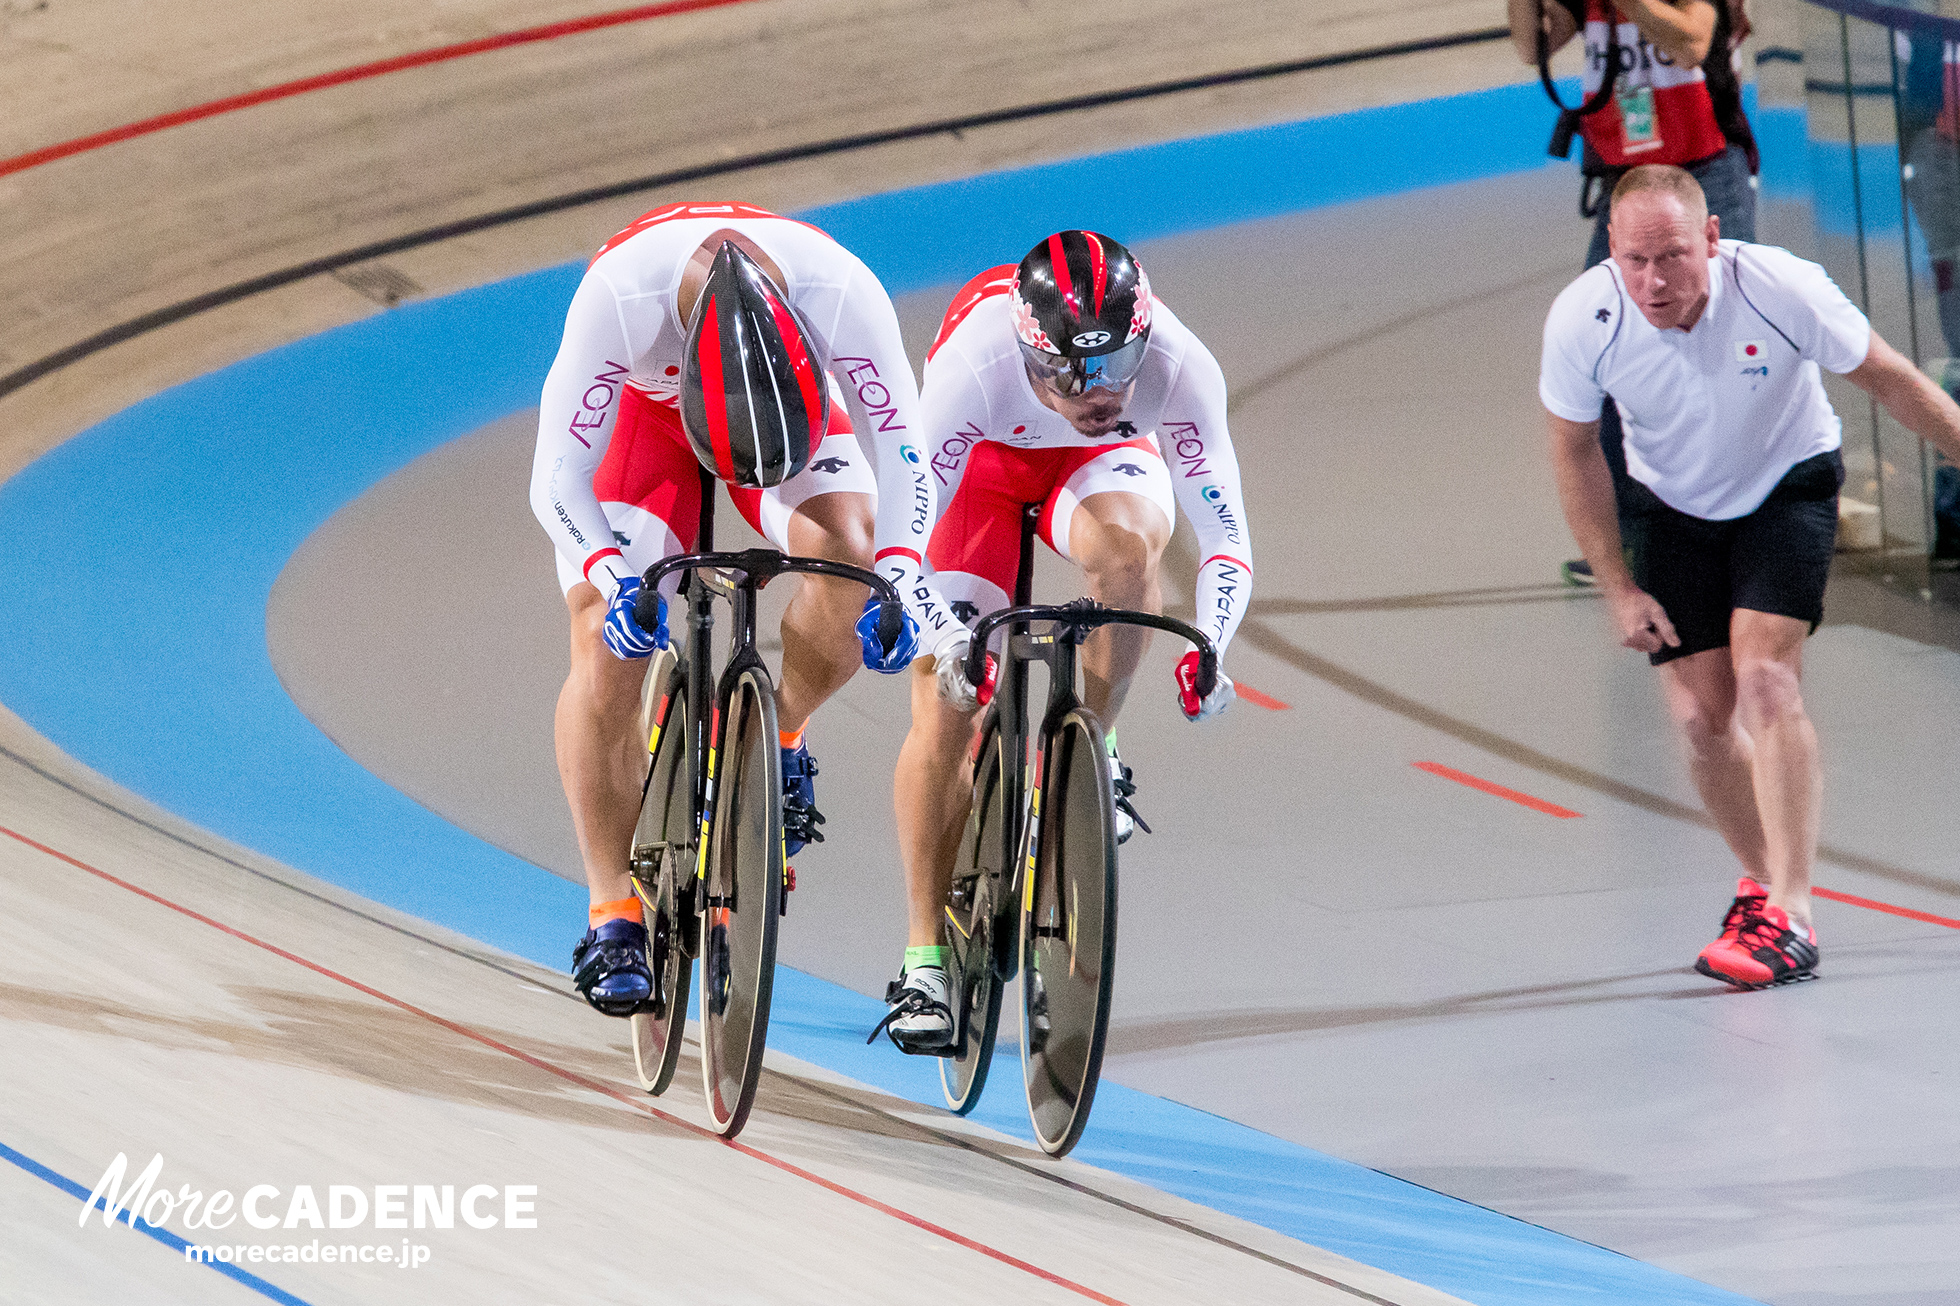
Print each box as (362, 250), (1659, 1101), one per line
(1199, 553), (1253, 575)
(587, 201), (834, 267)
(875, 547), (923, 565)
(1048, 232), (1077, 317)
(927, 265), (1017, 362)
(582, 547), (625, 581)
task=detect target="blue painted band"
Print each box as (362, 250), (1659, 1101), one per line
(0, 82), (1763, 1306)
(0, 1139), (315, 1305)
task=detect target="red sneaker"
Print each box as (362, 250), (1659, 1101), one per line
(1696, 902), (1819, 989)
(1707, 877), (1767, 948)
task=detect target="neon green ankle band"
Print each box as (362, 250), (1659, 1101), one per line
(904, 945), (948, 971)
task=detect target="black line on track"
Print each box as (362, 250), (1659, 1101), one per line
(0, 731), (1417, 1296)
(1231, 620), (1960, 900)
(0, 741), (575, 995)
(0, 24), (1508, 401)
(0, 21), (1503, 1285)
(787, 1075), (1414, 1305)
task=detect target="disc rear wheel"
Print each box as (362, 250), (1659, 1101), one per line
(698, 667), (783, 1137)
(628, 653), (694, 1096)
(941, 714), (1012, 1113)
(1019, 708), (1118, 1158)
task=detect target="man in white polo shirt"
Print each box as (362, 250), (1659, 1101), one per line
(1541, 164), (1960, 989)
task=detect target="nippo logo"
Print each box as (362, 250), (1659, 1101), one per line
(1733, 340), (1767, 361)
(1200, 485), (1225, 503)
(1072, 330), (1111, 349)
(899, 444), (921, 465)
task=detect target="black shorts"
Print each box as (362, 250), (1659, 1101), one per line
(1622, 450), (1843, 666)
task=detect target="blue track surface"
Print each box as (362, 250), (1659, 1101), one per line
(0, 81), (1766, 1306)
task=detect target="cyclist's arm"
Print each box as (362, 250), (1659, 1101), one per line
(531, 272), (640, 597)
(824, 266), (967, 656)
(1163, 347), (1252, 658)
(919, 347), (990, 518)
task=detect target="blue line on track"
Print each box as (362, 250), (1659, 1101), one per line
(0, 1140), (315, 1305)
(0, 81), (1768, 1306)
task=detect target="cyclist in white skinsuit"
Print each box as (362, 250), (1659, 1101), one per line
(872, 232), (1252, 1051)
(531, 201), (942, 1016)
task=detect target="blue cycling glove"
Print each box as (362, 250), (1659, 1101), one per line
(857, 596), (919, 673)
(602, 577), (668, 660)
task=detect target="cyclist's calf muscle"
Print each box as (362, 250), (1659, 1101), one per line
(558, 580), (650, 904)
(895, 656), (981, 946)
(775, 491), (876, 732)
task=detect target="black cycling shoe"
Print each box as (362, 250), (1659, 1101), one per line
(781, 741), (826, 856)
(571, 918), (654, 1017)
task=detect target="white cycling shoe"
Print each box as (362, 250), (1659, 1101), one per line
(867, 965), (953, 1053)
(1107, 741), (1150, 845)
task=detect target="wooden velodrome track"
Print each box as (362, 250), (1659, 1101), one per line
(0, 5), (1541, 1304)
(5, 2), (1959, 1304)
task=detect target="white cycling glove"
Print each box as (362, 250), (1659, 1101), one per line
(934, 637), (997, 712)
(1176, 649), (1234, 721)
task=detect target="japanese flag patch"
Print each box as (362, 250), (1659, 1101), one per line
(1734, 340), (1768, 362)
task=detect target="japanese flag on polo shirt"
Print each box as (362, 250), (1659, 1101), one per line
(1539, 241), (1870, 520)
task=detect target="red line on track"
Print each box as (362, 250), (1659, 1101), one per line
(0, 822), (1127, 1306)
(0, 0), (760, 181)
(1236, 683), (1291, 711)
(1813, 887), (1960, 930)
(1412, 761), (1582, 819)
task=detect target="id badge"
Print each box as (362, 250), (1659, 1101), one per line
(1618, 84), (1661, 150)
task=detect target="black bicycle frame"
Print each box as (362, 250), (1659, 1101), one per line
(965, 504), (1219, 727)
(636, 468), (906, 898)
(960, 504), (1220, 966)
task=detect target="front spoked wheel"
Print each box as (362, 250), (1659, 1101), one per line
(628, 652), (694, 1096)
(941, 712), (1012, 1114)
(698, 665), (783, 1137)
(1020, 708), (1118, 1158)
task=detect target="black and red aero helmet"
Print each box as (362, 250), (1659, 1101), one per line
(680, 241), (830, 488)
(1009, 230), (1153, 395)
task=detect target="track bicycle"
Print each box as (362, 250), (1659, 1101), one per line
(623, 468), (904, 1138)
(937, 503), (1219, 1157)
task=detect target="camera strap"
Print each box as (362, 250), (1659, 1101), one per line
(1539, 0), (1619, 159)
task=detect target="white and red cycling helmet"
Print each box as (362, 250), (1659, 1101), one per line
(680, 241), (830, 488)
(1008, 230), (1153, 396)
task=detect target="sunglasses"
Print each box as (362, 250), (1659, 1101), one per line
(1019, 333), (1149, 397)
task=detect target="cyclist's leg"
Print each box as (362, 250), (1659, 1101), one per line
(1045, 438), (1175, 723)
(895, 442), (1037, 946)
(884, 445), (1037, 1048)
(556, 391), (700, 905)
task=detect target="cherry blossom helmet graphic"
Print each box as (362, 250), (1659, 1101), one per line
(680, 241), (831, 488)
(1009, 230), (1153, 396)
